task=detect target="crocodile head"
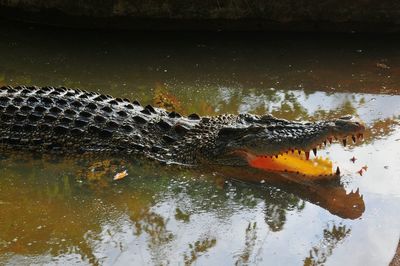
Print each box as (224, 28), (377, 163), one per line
(211, 115), (365, 178)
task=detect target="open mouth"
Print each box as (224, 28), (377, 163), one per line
(242, 133), (364, 178)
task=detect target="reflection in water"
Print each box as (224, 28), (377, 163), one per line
(175, 208), (190, 222)
(184, 237), (217, 266)
(126, 193), (174, 264)
(0, 175), (101, 263)
(214, 165), (365, 220)
(263, 190), (305, 232)
(234, 222), (258, 265)
(0, 156), (363, 264)
(154, 83), (184, 113)
(0, 22), (399, 265)
(304, 223), (351, 266)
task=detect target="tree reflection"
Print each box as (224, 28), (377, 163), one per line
(184, 237), (217, 266)
(235, 222), (257, 265)
(128, 197), (174, 252)
(303, 223), (351, 266)
(263, 189), (305, 232)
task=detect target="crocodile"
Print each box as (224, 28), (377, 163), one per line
(0, 85), (365, 179)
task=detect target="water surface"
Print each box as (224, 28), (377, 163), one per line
(0, 22), (399, 265)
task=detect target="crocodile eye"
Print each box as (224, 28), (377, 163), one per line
(339, 115), (353, 120)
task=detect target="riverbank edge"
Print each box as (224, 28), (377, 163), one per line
(1, 5), (400, 32)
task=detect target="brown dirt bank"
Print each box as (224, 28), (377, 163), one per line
(1, 0), (400, 32)
(391, 239), (400, 266)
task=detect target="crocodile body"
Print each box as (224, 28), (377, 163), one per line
(0, 86), (365, 174)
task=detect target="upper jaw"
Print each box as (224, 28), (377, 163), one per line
(223, 115), (366, 158)
(218, 124), (365, 178)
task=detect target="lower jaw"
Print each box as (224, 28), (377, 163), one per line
(247, 151), (335, 177)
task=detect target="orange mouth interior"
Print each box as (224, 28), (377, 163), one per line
(248, 151), (334, 176)
(244, 133), (364, 177)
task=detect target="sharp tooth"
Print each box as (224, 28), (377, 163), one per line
(323, 140), (327, 146)
(352, 135), (356, 143)
(357, 133), (364, 140)
(335, 166), (341, 175)
(312, 148), (317, 157)
(342, 138), (347, 147)
(305, 151), (310, 160)
(328, 137), (333, 144)
(355, 188), (360, 195)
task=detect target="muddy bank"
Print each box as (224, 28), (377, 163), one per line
(1, 0), (400, 32)
(391, 240), (400, 266)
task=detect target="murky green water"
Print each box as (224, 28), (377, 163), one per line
(0, 22), (399, 265)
